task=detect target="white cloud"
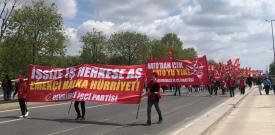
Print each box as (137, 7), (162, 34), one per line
(89, 0), (183, 22)
(65, 0), (275, 70)
(47, 0), (77, 18)
(64, 27), (81, 55)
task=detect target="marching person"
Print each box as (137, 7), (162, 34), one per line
(239, 76), (246, 95)
(256, 76), (263, 95)
(220, 79), (226, 95)
(146, 72), (163, 125)
(74, 101), (86, 120)
(174, 84), (181, 96)
(246, 75), (253, 88)
(270, 75), (275, 95)
(227, 75), (236, 97)
(2, 74), (12, 101)
(13, 73), (29, 118)
(263, 76), (271, 95)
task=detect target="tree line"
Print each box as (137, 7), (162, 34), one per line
(0, 0), (197, 79)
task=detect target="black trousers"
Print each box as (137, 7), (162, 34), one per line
(147, 99), (162, 122)
(240, 87), (245, 94)
(208, 86), (213, 95)
(221, 88), (226, 95)
(272, 85), (275, 94)
(74, 101), (85, 117)
(213, 86), (218, 95)
(264, 85), (270, 95)
(229, 87), (235, 97)
(174, 86), (181, 96)
(18, 98), (28, 115)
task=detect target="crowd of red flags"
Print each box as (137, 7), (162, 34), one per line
(208, 58), (262, 81)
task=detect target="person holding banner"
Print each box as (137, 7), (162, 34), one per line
(13, 73), (29, 118)
(74, 101), (86, 120)
(146, 72), (163, 125)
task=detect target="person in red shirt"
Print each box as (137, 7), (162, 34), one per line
(146, 72), (163, 125)
(239, 76), (246, 95)
(226, 75), (236, 97)
(13, 73), (29, 118)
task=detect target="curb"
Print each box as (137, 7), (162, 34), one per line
(172, 86), (256, 135)
(202, 87), (254, 135)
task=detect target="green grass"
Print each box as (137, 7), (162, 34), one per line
(0, 99), (18, 104)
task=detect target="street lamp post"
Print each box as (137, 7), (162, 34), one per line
(266, 19), (275, 62)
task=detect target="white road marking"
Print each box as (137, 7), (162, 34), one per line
(47, 125), (89, 135)
(86, 104), (111, 109)
(0, 119), (21, 124)
(0, 103), (112, 124)
(47, 117), (110, 135)
(0, 102), (71, 113)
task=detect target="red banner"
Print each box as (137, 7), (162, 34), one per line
(27, 64), (146, 104)
(147, 56), (210, 86)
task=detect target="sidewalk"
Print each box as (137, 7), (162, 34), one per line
(209, 88), (275, 135)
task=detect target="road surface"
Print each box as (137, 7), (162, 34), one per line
(0, 90), (230, 135)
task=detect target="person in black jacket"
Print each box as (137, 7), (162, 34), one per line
(2, 74), (12, 101)
(256, 77), (263, 95)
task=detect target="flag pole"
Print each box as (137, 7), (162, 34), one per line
(67, 100), (73, 119)
(136, 77), (143, 120)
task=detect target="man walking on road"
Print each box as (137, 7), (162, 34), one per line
(256, 76), (263, 95)
(227, 75), (236, 97)
(263, 76), (271, 95)
(270, 76), (275, 94)
(74, 101), (86, 120)
(246, 75), (253, 88)
(146, 72), (163, 125)
(1, 74), (12, 101)
(13, 73), (29, 118)
(174, 84), (181, 96)
(239, 76), (246, 95)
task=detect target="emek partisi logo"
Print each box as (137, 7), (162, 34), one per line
(186, 60), (204, 79)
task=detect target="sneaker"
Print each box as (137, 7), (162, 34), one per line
(146, 120), (151, 126)
(19, 115), (26, 118)
(80, 116), (85, 121)
(25, 111), (29, 117)
(158, 118), (163, 124)
(75, 115), (81, 120)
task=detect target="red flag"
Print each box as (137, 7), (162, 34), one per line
(168, 48), (174, 59)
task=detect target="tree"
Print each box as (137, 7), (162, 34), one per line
(108, 31), (149, 65)
(0, 0), (66, 77)
(80, 29), (107, 64)
(208, 59), (216, 64)
(149, 40), (169, 59)
(160, 33), (197, 59)
(182, 48), (197, 60)
(269, 62), (275, 75)
(160, 33), (182, 48)
(161, 33), (183, 59)
(0, 0), (18, 41)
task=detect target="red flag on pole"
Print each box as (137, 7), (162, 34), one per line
(168, 48), (174, 59)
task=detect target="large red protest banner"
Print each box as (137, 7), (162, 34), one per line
(27, 64), (146, 104)
(147, 56), (210, 86)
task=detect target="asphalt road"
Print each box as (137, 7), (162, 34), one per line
(0, 90), (230, 135)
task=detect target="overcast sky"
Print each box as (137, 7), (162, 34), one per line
(50, 0), (275, 71)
